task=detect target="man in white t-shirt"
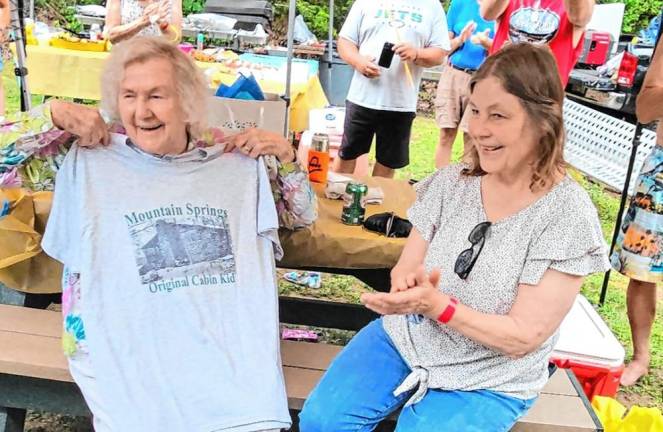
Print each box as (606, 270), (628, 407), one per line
(334, 0), (451, 178)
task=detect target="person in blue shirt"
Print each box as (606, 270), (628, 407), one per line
(434, 0), (494, 168)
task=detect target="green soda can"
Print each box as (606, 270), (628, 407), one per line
(341, 182), (368, 225)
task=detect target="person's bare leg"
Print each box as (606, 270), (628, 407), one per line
(620, 278), (657, 386)
(435, 127), (458, 169)
(372, 162), (395, 178)
(332, 156), (357, 174)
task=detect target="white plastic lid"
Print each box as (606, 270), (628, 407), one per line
(551, 294), (625, 368)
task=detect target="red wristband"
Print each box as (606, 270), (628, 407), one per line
(437, 297), (458, 324)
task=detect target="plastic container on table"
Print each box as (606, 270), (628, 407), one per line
(550, 294), (625, 400)
(298, 108), (370, 177)
(50, 37), (108, 52)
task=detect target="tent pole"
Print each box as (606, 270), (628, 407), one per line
(599, 12), (663, 305)
(10, 0), (31, 112)
(283, 0), (297, 137)
(599, 124), (643, 305)
(327, 0), (333, 103)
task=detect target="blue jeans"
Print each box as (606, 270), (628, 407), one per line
(299, 319), (536, 432)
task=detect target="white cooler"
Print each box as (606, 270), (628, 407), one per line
(551, 294), (625, 399)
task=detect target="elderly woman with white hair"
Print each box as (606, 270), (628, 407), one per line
(0, 36), (316, 431)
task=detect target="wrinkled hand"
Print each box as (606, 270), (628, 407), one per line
(50, 100), (109, 147)
(393, 42), (418, 62)
(142, 0), (169, 25)
(390, 267), (418, 293)
(362, 266), (447, 319)
(471, 29), (491, 47)
(355, 55), (381, 78)
(224, 128), (295, 162)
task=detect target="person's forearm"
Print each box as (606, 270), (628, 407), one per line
(431, 270), (581, 358)
(337, 37), (363, 70)
(636, 37), (663, 123)
(413, 47), (447, 68)
(391, 230), (428, 281)
(106, 16), (149, 44)
(480, 0), (509, 21)
(564, 0), (594, 28)
(442, 301), (541, 358)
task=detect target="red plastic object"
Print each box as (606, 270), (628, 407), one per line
(579, 31), (613, 66)
(617, 51), (639, 87)
(551, 358), (624, 400)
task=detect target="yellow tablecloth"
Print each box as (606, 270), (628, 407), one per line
(23, 45), (328, 132)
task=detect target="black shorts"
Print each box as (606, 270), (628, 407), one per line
(338, 101), (416, 169)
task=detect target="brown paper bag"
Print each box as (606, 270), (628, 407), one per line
(0, 189), (62, 293)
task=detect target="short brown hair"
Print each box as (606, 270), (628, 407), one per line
(464, 43), (566, 191)
(101, 37), (209, 139)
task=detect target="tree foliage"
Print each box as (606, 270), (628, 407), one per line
(32, 0), (662, 37)
(272, 0), (352, 39)
(272, 0), (660, 39)
(601, 0), (662, 34)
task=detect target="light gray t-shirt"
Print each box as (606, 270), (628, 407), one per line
(42, 135), (290, 432)
(339, 0), (451, 112)
(383, 164), (610, 405)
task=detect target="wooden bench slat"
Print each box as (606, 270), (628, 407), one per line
(0, 331), (70, 382)
(281, 340), (341, 371)
(0, 304), (61, 338)
(283, 366), (323, 411)
(542, 368), (580, 396)
(515, 393), (597, 431)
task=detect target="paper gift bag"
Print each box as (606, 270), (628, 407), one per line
(207, 93), (287, 136)
(0, 189), (62, 293)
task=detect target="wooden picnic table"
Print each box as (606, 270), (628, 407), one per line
(277, 175), (415, 330)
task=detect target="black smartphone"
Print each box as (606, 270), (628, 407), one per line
(378, 42), (396, 68)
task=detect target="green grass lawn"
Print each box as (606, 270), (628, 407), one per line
(3, 66), (661, 408)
